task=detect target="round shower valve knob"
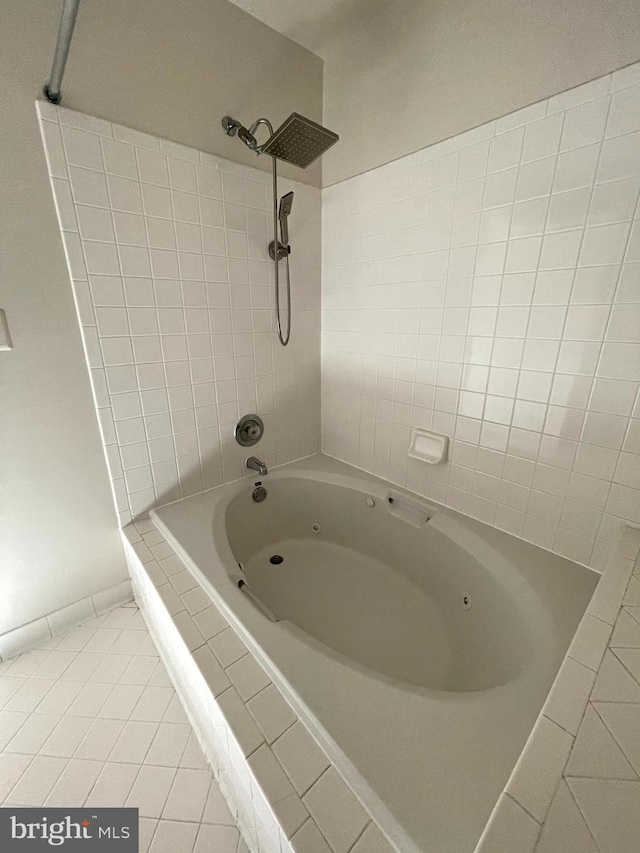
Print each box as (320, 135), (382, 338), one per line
(235, 414), (265, 447)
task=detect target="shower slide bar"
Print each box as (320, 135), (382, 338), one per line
(44, 0), (81, 104)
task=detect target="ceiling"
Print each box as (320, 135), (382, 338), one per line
(226, 0), (394, 57)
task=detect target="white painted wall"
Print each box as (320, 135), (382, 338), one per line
(322, 0), (640, 185)
(322, 63), (640, 571)
(1, 0), (322, 636)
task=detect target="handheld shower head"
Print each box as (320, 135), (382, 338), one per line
(278, 192), (294, 246)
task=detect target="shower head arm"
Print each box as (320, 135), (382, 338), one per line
(248, 117), (274, 152)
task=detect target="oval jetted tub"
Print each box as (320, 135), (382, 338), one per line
(152, 455), (597, 853)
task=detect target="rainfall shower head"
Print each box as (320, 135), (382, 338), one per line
(260, 113), (339, 169)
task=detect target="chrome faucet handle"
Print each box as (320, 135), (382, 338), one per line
(235, 414), (264, 447)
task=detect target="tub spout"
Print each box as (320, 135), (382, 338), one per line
(246, 456), (268, 476)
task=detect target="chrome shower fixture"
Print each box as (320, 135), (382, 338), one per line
(221, 116), (260, 151)
(222, 113), (338, 169)
(222, 111), (338, 346)
(260, 113), (339, 169)
(276, 191), (294, 251)
(269, 191), (294, 261)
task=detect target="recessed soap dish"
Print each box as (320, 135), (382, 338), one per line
(408, 428), (448, 465)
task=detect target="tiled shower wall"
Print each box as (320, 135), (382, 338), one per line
(38, 103), (321, 526)
(322, 62), (640, 571)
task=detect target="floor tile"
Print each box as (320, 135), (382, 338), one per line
(202, 782), (235, 825)
(45, 758), (104, 806)
(60, 652), (105, 681)
(612, 647), (640, 684)
(180, 732), (208, 770)
(139, 818), (159, 853)
(130, 686), (174, 722)
(162, 693), (189, 725)
(126, 764), (176, 818)
(148, 819), (199, 853)
(119, 656), (159, 685)
(32, 650), (78, 679)
(0, 752), (34, 801)
(144, 722), (190, 767)
(55, 626), (97, 651)
(35, 679), (84, 714)
(595, 702), (640, 775)
(4, 712), (61, 755)
(75, 718), (126, 760)
(85, 761), (140, 807)
(193, 823), (239, 853)
(4, 754), (69, 805)
(0, 710), (30, 750)
(82, 628), (122, 653)
(565, 705), (636, 779)
(591, 650), (640, 702)
(610, 609), (640, 647)
(102, 608), (140, 629)
(568, 777), (640, 853)
(0, 604), (242, 850)
(4, 650), (52, 677)
(536, 780), (598, 853)
(109, 720), (159, 764)
(4, 678), (54, 712)
(67, 681), (113, 717)
(89, 653), (132, 683)
(110, 629), (148, 655)
(0, 678), (26, 709)
(98, 683), (145, 719)
(40, 715), (93, 758)
(162, 768), (211, 821)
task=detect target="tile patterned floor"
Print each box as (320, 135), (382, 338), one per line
(0, 603), (245, 853)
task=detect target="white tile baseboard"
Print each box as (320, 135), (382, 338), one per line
(0, 579), (134, 662)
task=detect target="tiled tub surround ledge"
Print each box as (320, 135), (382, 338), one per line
(0, 579), (134, 662)
(321, 60), (640, 574)
(123, 518), (389, 853)
(37, 100), (321, 529)
(122, 454), (610, 853)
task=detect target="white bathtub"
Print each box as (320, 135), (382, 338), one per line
(152, 454), (597, 853)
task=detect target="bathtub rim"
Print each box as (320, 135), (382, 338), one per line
(150, 453), (601, 853)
